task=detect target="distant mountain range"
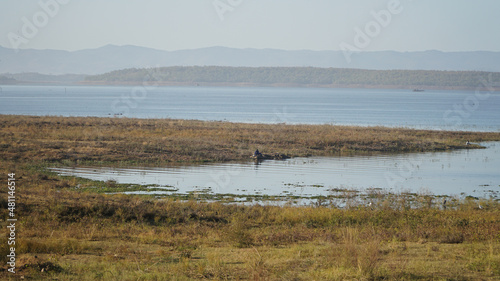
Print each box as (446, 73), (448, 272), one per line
(1, 45), (500, 75)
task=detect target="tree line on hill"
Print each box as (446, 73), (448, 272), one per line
(84, 66), (500, 89)
(1, 73), (85, 84)
(0, 75), (17, 84)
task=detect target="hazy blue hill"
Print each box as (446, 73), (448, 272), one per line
(1, 45), (500, 75)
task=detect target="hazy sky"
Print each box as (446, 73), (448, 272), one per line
(1, 0), (499, 52)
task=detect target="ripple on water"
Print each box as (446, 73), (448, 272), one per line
(51, 142), (500, 199)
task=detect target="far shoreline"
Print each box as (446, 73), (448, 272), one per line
(4, 81), (499, 92)
(77, 81), (500, 92)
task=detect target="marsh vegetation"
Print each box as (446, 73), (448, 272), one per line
(1, 115), (498, 165)
(1, 115), (500, 280)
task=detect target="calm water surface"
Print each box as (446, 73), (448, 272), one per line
(51, 142), (500, 199)
(5, 85), (499, 200)
(1, 85), (499, 131)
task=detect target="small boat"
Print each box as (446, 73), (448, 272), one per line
(413, 89), (425, 92)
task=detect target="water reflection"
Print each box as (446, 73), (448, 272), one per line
(51, 142), (500, 200)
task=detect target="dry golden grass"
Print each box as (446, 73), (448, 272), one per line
(0, 159), (499, 280)
(1, 115), (499, 165)
(1, 115), (500, 280)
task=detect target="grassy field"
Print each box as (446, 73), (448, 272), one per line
(1, 115), (500, 165)
(1, 115), (500, 280)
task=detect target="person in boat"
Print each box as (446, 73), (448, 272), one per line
(254, 149), (262, 157)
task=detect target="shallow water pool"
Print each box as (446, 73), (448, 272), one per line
(51, 142), (500, 200)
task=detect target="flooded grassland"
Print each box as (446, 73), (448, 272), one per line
(1, 115), (500, 280)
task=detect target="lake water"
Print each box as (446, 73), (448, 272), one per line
(4, 85), (499, 202)
(51, 142), (500, 200)
(1, 85), (499, 131)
